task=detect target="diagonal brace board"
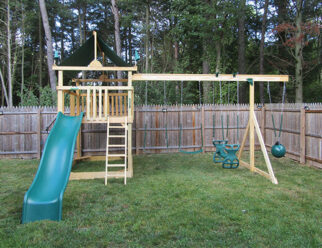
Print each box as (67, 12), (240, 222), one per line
(252, 111), (278, 184)
(238, 111), (278, 184)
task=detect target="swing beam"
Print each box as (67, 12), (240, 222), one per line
(132, 73), (288, 82)
(132, 73), (289, 185)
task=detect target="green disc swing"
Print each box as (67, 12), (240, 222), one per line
(212, 74), (240, 168)
(178, 80), (203, 154)
(267, 81), (287, 158)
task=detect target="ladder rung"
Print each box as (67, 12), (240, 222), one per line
(109, 135), (126, 138)
(108, 154), (126, 157)
(108, 144), (126, 147)
(107, 164), (126, 167)
(109, 126), (124, 129)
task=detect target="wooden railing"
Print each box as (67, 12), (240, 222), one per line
(61, 86), (134, 123)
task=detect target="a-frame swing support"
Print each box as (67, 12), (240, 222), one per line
(132, 73), (289, 184)
(237, 79), (279, 184)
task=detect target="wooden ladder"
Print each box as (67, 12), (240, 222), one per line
(105, 117), (128, 185)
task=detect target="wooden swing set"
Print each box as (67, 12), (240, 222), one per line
(132, 74), (288, 184)
(53, 31), (288, 185)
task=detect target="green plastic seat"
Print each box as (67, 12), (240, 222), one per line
(222, 144), (240, 169)
(213, 140), (228, 163)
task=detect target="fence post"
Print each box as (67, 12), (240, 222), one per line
(300, 108), (306, 164)
(135, 108), (140, 154)
(37, 108), (42, 159)
(202, 105), (205, 153)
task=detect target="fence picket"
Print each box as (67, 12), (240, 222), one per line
(0, 104), (321, 168)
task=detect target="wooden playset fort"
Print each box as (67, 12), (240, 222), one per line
(53, 32), (288, 185)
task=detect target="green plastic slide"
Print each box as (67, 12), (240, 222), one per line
(22, 112), (83, 224)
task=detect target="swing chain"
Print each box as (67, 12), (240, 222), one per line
(145, 81), (148, 105)
(198, 81), (202, 106)
(163, 80), (167, 105)
(267, 81), (286, 141)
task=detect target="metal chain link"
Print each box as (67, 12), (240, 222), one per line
(163, 80), (167, 105)
(198, 81), (202, 105)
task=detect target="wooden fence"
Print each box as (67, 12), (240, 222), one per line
(0, 103), (321, 168)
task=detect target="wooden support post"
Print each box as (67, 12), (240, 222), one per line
(99, 89), (102, 119)
(136, 108), (140, 155)
(126, 70), (135, 169)
(300, 108), (306, 164)
(70, 94), (75, 116)
(76, 86), (82, 159)
(104, 89), (108, 117)
(128, 123), (133, 177)
(201, 106), (205, 153)
(93, 89), (97, 119)
(86, 89), (91, 120)
(249, 81), (255, 171)
(37, 109), (42, 159)
(57, 71), (64, 113)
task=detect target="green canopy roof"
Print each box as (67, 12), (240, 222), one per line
(60, 34), (129, 67)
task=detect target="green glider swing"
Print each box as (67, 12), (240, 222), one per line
(212, 75), (240, 168)
(178, 80), (204, 154)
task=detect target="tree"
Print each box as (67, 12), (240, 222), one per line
(111, 0), (122, 80)
(39, 0), (56, 91)
(238, 0), (247, 103)
(6, 0), (13, 106)
(274, 0), (320, 102)
(259, 0), (269, 103)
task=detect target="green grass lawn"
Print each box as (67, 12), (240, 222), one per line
(0, 152), (321, 247)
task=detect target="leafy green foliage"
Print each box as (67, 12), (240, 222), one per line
(18, 87), (39, 106)
(0, 0), (320, 106)
(39, 86), (57, 106)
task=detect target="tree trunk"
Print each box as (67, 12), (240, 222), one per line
(78, 8), (83, 45)
(202, 40), (211, 104)
(215, 42), (221, 73)
(21, 1), (25, 105)
(11, 45), (18, 96)
(0, 69), (9, 106)
(151, 25), (154, 73)
(71, 25), (75, 51)
(39, 0), (56, 91)
(128, 25), (132, 65)
(60, 1), (64, 60)
(259, 0), (269, 104)
(145, 4), (150, 73)
(238, 0), (246, 103)
(38, 12), (42, 88)
(174, 41), (179, 60)
(111, 0), (122, 80)
(295, 0), (303, 103)
(7, 0), (13, 106)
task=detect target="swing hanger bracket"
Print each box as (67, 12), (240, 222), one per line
(247, 78), (253, 85)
